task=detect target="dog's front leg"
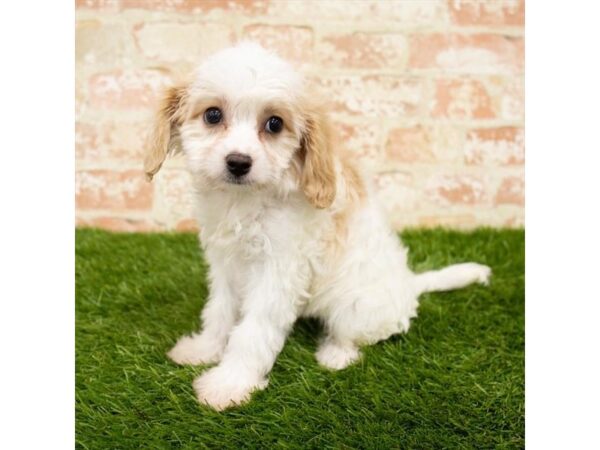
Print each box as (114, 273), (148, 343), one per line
(167, 265), (238, 365)
(193, 261), (299, 411)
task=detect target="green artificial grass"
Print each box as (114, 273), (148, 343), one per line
(76, 228), (524, 449)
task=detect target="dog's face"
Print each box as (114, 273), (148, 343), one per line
(144, 43), (337, 208)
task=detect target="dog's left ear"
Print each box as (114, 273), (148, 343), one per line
(300, 106), (337, 209)
(143, 83), (188, 181)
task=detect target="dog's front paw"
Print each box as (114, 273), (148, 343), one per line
(167, 333), (224, 366)
(193, 366), (268, 411)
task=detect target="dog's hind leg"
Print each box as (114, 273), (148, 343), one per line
(313, 291), (412, 371)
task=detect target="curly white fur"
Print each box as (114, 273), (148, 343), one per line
(145, 43), (491, 411)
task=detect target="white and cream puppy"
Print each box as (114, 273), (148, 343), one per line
(144, 42), (491, 411)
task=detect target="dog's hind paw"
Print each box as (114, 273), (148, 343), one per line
(316, 341), (361, 371)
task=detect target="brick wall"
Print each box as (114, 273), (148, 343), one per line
(75, 0), (525, 231)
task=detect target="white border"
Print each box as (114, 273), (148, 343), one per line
(527, 2), (600, 448)
(0, 1), (74, 448)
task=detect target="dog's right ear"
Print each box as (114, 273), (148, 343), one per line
(143, 84), (188, 181)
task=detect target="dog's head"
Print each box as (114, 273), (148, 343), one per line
(144, 42), (336, 209)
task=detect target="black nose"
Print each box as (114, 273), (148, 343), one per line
(225, 153), (252, 177)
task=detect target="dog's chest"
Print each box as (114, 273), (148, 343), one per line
(204, 213), (271, 259)
(198, 196), (296, 261)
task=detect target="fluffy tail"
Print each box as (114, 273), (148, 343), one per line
(414, 263), (491, 295)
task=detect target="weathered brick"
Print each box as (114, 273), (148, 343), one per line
(317, 33), (407, 69)
(88, 69), (172, 109)
(73, 0), (524, 231)
(426, 174), (488, 206)
(242, 25), (313, 64)
(504, 215), (525, 227)
(76, 170), (153, 211)
(75, 0), (119, 10)
(175, 218), (200, 232)
(419, 214), (477, 228)
(385, 126), (435, 163)
(385, 125), (464, 163)
(448, 0), (525, 26)
(495, 176), (524, 205)
(489, 76), (524, 121)
(121, 0), (268, 14)
(374, 171), (420, 212)
(76, 121), (150, 162)
(464, 127), (524, 166)
(76, 20), (132, 66)
(432, 79), (494, 119)
(152, 169), (196, 226)
(134, 22), (235, 63)
(315, 75), (426, 118)
(333, 121), (381, 166)
(77, 216), (159, 231)
(409, 34), (523, 74)
(75, 73), (88, 118)
(265, 1), (445, 25)
(75, 122), (98, 160)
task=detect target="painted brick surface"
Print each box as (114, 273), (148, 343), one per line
(76, 0), (525, 230)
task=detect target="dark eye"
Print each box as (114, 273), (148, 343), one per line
(265, 116), (283, 134)
(203, 107), (222, 125)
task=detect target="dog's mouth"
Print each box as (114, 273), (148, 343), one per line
(224, 174), (252, 186)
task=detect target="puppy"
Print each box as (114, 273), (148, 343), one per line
(144, 43), (491, 411)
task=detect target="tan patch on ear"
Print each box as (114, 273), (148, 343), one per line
(300, 106), (337, 208)
(143, 84), (188, 181)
